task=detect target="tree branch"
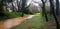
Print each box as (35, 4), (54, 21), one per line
(41, 0), (47, 3)
(25, 3), (31, 9)
(45, 0), (47, 3)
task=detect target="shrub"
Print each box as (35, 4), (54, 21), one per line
(0, 11), (21, 21)
(23, 8), (34, 14)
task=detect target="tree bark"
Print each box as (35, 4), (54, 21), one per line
(49, 0), (59, 29)
(56, 0), (59, 16)
(21, 0), (27, 17)
(41, 0), (48, 22)
(0, 0), (4, 17)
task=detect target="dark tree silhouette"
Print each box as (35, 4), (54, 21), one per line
(12, 0), (14, 12)
(21, 0), (31, 17)
(56, 0), (59, 16)
(49, 0), (59, 29)
(0, 0), (5, 17)
(5, 0), (7, 11)
(41, 0), (48, 22)
(21, 0), (27, 17)
(0, 0), (13, 17)
(17, 0), (20, 12)
(33, 0), (48, 22)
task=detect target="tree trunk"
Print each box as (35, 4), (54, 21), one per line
(56, 0), (59, 16)
(21, 0), (27, 17)
(41, 0), (48, 22)
(17, 0), (19, 12)
(0, 0), (4, 17)
(49, 0), (59, 29)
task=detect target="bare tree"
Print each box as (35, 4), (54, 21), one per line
(56, 0), (59, 16)
(0, 0), (6, 17)
(49, 0), (59, 29)
(0, 0), (13, 17)
(12, 0), (14, 11)
(17, 0), (20, 12)
(33, 0), (48, 22)
(41, 0), (48, 22)
(21, 0), (31, 17)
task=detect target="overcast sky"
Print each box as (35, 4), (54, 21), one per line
(27, 0), (60, 6)
(27, 0), (41, 6)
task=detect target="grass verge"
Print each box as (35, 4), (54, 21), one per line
(11, 13), (46, 29)
(0, 12), (21, 21)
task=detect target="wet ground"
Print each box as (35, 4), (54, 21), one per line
(0, 15), (35, 29)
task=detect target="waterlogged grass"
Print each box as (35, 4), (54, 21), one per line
(11, 13), (46, 29)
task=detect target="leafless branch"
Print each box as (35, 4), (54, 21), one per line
(25, 3), (31, 9)
(25, 0), (33, 8)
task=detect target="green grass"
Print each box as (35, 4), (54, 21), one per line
(35, 13), (42, 16)
(11, 13), (46, 29)
(24, 14), (30, 16)
(11, 13), (57, 29)
(0, 12), (21, 21)
(0, 11), (30, 20)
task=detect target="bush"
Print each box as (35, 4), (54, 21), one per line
(0, 12), (21, 21)
(23, 8), (34, 14)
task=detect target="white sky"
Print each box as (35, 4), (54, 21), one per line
(27, 0), (42, 6)
(33, 0), (41, 2)
(59, 0), (60, 1)
(27, 0), (60, 6)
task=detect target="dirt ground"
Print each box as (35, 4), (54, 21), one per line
(0, 16), (28, 29)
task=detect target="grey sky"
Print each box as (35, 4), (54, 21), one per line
(27, 0), (60, 6)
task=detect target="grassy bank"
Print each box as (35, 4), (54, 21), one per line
(0, 12), (21, 21)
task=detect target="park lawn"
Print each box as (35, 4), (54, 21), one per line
(11, 13), (46, 29)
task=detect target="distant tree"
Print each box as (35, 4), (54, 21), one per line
(0, 0), (6, 17)
(41, 0), (48, 22)
(17, 0), (20, 12)
(21, 0), (27, 17)
(6, 0), (12, 3)
(33, 0), (48, 22)
(21, 0), (31, 17)
(0, 0), (12, 17)
(11, 0), (14, 11)
(49, 0), (59, 29)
